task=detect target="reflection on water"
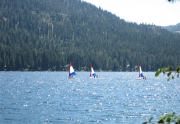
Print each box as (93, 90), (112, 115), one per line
(0, 72), (180, 124)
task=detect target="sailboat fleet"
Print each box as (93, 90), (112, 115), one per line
(68, 62), (98, 78)
(68, 62), (146, 80)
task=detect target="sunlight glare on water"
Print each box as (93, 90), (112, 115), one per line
(0, 72), (180, 124)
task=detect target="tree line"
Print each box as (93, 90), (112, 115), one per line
(0, 0), (180, 71)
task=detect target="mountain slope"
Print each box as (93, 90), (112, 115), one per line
(162, 23), (180, 33)
(0, 0), (180, 71)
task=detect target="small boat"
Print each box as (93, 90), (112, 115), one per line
(138, 65), (146, 80)
(90, 64), (98, 78)
(68, 62), (76, 78)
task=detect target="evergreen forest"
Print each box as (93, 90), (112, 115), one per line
(0, 0), (180, 71)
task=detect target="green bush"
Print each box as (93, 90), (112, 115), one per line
(155, 66), (180, 81)
(143, 112), (180, 124)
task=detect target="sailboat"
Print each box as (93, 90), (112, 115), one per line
(90, 64), (98, 78)
(138, 65), (146, 79)
(69, 62), (76, 78)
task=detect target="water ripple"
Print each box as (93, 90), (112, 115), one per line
(0, 72), (180, 124)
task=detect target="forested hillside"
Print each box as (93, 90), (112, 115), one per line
(0, 0), (180, 71)
(162, 23), (180, 33)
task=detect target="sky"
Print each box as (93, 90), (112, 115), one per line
(83, 0), (180, 26)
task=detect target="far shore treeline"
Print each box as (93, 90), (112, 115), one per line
(0, 0), (180, 71)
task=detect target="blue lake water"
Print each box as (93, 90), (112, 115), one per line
(0, 72), (180, 124)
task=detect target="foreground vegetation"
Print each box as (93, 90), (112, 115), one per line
(143, 112), (180, 124)
(155, 66), (180, 81)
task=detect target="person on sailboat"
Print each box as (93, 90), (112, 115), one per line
(94, 75), (98, 78)
(69, 75), (73, 78)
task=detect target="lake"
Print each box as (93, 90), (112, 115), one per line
(0, 72), (179, 124)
